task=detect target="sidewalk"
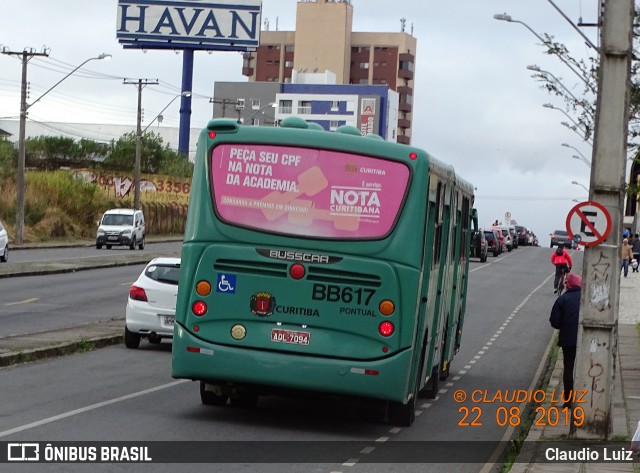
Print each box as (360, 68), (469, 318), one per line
(509, 269), (640, 472)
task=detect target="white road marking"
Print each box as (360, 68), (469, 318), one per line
(4, 298), (39, 306)
(0, 380), (188, 438)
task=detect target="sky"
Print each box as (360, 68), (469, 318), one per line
(0, 0), (622, 246)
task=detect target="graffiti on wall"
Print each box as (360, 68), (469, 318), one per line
(71, 170), (190, 204)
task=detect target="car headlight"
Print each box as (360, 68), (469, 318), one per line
(122, 229), (132, 235)
(97, 229), (105, 236)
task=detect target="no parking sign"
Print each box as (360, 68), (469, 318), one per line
(566, 201), (612, 247)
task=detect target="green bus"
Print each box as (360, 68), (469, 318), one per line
(172, 117), (475, 426)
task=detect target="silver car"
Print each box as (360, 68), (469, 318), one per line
(125, 257), (180, 348)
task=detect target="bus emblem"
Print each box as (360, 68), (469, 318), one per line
(345, 163), (358, 174)
(250, 292), (276, 317)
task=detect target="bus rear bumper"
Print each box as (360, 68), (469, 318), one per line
(171, 324), (413, 403)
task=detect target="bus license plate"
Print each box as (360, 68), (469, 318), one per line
(271, 329), (309, 345)
(163, 316), (175, 326)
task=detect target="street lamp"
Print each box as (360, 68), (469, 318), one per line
(561, 121), (594, 145)
(562, 142), (590, 162)
(15, 53), (111, 243)
(543, 103), (587, 133)
(494, 14), (594, 91)
(242, 102), (277, 125)
(571, 154), (592, 167)
(143, 91), (192, 133)
(571, 180), (590, 193)
(527, 65), (583, 103)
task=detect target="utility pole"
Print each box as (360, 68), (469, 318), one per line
(1, 47), (49, 244)
(210, 98), (240, 119)
(572, 0), (634, 439)
(123, 78), (158, 210)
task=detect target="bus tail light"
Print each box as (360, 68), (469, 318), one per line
(209, 131), (217, 139)
(196, 280), (211, 296)
(129, 285), (148, 302)
(192, 301), (207, 316)
(379, 300), (395, 316)
(289, 264), (305, 280)
(378, 321), (394, 337)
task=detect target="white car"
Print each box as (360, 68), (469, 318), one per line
(125, 257), (180, 348)
(0, 218), (8, 262)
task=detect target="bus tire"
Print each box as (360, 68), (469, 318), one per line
(420, 365), (439, 399)
(200, 382), (228, 406)
(387, 368), (420, 427)
(124, 326), (141, 349)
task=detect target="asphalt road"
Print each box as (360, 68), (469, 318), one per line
(0, 245), (576, 473)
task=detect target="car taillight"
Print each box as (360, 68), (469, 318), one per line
(129, 285), (148, 302)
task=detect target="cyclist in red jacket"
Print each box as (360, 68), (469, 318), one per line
(551, 246), (573, 294)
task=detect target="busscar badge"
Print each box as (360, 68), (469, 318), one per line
(250, 292), (276, 317)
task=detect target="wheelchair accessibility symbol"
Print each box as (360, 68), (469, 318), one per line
(217, 274), (236, 294)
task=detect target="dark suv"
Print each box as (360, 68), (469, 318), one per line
(470, 230), (488, 262)
(515, 225), (529, 246)
(550, 230), (572, 248)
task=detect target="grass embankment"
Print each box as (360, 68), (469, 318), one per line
(0, 171), (126, 242)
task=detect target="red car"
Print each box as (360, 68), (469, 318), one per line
(483, 229), (502, 257)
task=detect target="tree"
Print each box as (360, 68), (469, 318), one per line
(0, 138), (16, 180)
(102, 131), (191, 176)
(21, 136), (108, 169)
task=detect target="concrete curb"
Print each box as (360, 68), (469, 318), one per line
(0, 334), (123, 368)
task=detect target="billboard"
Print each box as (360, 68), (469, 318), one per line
(117, 0), (262, 51)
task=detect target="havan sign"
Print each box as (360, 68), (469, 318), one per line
(117, 0), (262, 52)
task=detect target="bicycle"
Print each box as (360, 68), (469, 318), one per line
(557, 268), (570, 296)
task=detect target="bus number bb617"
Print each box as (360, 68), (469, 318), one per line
(311, 284), (376, 305)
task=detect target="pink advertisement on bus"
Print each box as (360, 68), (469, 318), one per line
(210, 144), (410, 238)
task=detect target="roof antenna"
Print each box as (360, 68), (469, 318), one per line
(400, 18), (406, 32)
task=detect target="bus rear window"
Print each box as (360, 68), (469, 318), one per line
(210, 144), (410, 239)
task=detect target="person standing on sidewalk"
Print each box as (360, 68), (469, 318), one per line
(621, 238), (633, 277)
(549, 272), (582, 408)
(631, 233), (640, 273)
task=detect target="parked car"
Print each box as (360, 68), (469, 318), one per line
(550, 230), (572, 248)
(0, 218), (8, 262)
(508, 225), (519, 249)
(515, 225), (529, 246)
(125, 257), (180, 348)
(496, 226), (513, 252)
(484, 229), (501, 257)
(96, 208), (145, 250)
(470, 230), (488, 262)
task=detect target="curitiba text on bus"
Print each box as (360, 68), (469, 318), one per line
(116, 0), (262, 51)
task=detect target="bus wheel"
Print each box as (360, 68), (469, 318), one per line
(387, 379), (417, 427)
(229, 390), (259, 408)
(420, 365), (439, 399)
(200, 382), (228, 406)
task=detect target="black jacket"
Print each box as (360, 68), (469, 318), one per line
(549, 287), (581, 347)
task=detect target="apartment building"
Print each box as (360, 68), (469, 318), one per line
(241, 0), (416, 144)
